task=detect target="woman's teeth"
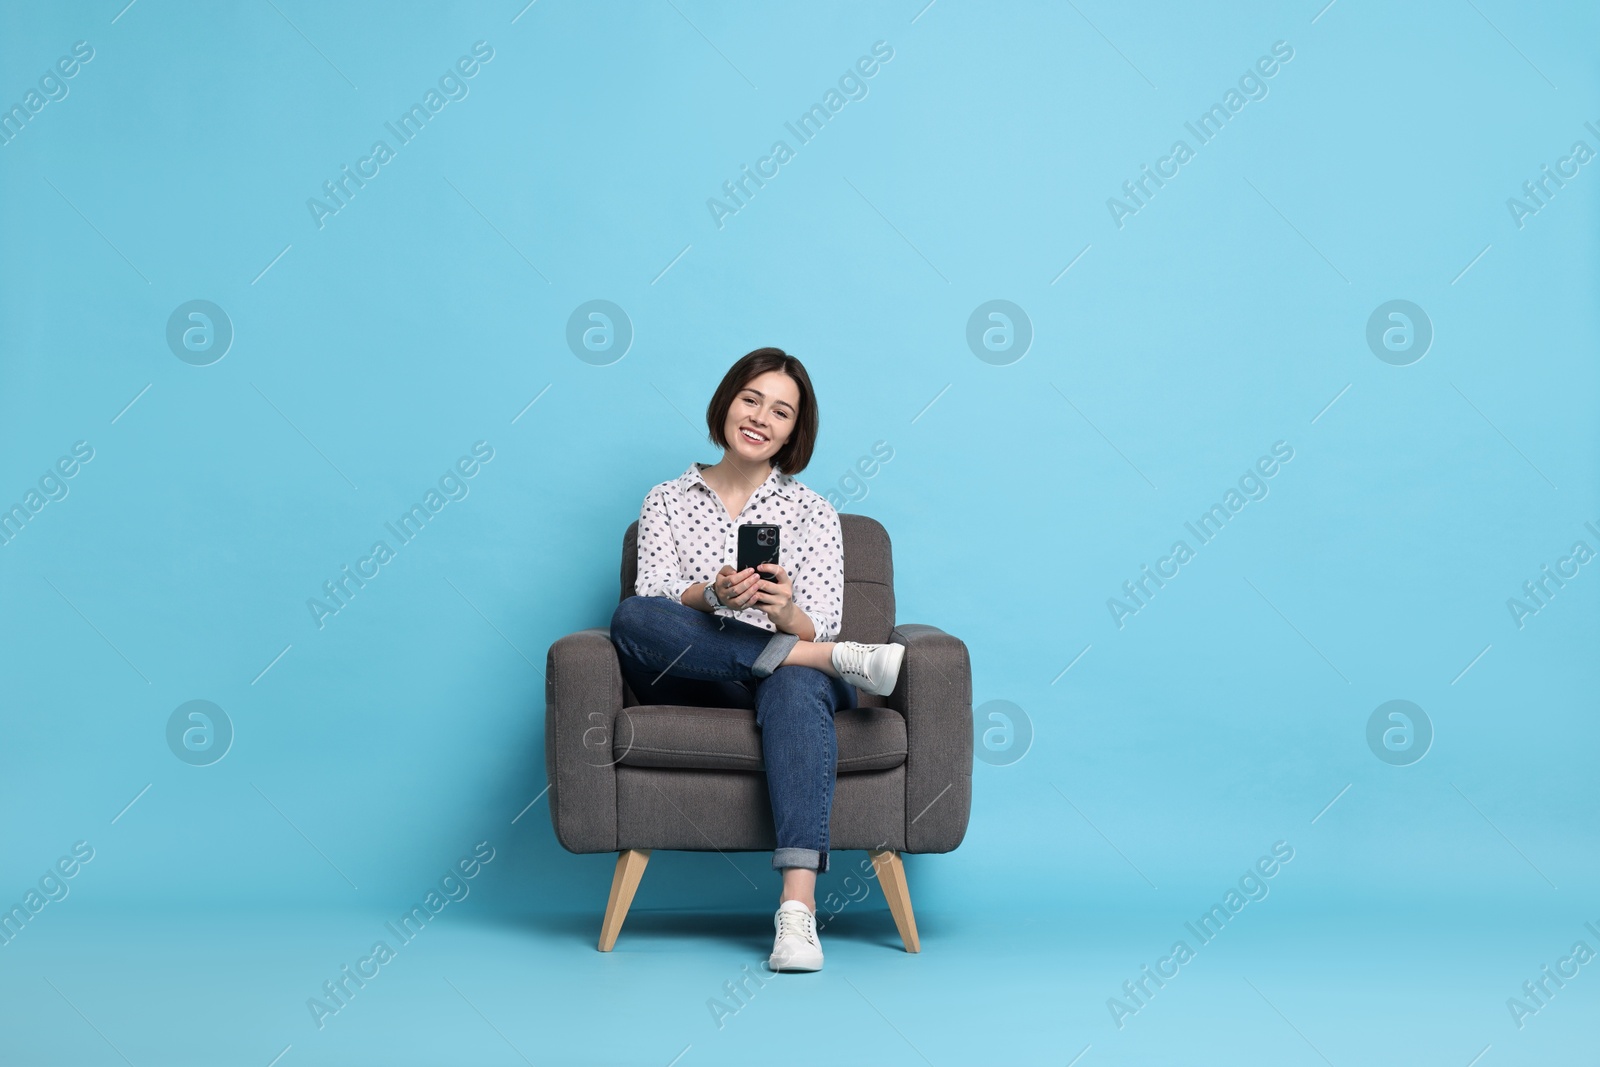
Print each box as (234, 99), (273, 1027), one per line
(741, 429), (766, 443)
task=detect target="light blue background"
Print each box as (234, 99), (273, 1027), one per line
(1, 1), (1596, 1064)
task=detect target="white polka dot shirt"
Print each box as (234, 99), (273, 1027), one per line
(634, 462), (844, 643)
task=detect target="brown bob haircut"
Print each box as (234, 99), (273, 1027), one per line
(705, 347), (819, 475)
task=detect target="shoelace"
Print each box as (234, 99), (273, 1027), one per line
(777, 907), (817, 946)
(834, 641), (868, 680)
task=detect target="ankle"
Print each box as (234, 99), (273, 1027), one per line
(780, 894), (815, 912)
(782, 641), (838, 676)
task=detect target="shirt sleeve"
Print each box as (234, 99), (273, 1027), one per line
(634, 486), (692, 602)
(789, 501), (844, 643)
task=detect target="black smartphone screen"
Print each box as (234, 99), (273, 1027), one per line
(736, 523), (781, 586)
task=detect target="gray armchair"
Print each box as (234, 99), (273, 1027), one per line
(545, 513), (972, 952)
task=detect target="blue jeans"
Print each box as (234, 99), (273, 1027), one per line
(608, 595), (857, 874)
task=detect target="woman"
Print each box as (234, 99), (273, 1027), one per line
(609, 347), (904, 973)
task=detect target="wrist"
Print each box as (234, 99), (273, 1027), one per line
(783, 604), (815, 640)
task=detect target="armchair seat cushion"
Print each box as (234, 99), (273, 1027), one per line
(614, 705), (908, 773)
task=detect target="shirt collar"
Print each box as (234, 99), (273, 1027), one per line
(680, 462), (798, 506)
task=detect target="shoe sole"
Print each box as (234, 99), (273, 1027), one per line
(767, 952), (823, 972)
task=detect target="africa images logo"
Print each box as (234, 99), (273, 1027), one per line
(706, 40), (894, 230)
(306, 42), (495, 230)
(1106, 41), (1295, 229)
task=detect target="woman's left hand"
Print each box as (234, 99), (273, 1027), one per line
(752, 562), (798, 627)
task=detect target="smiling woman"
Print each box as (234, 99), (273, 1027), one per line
(610, 346), (907, 974)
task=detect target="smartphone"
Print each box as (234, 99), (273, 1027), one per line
(736, 523), (781, 591)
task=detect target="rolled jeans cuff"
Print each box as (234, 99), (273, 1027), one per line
(772, 846), (827, 874)
(751, 631), (798, 678)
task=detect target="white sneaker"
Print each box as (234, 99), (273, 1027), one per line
(830, 640), (905, 698)
(767, 900), (823, 972)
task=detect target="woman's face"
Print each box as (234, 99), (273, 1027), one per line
(724, 370), (800, 465)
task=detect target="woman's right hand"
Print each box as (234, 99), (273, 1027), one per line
(712, 564), (760, 609)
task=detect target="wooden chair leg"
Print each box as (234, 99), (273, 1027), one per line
(598, 848), (650, 951)
(869, 849), (921, 953)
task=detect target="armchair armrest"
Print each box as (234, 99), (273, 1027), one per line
(887, 623), (973, 853)
(545, 627), (624, 853)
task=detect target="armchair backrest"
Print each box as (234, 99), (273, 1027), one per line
(619, 512), (896, 647)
